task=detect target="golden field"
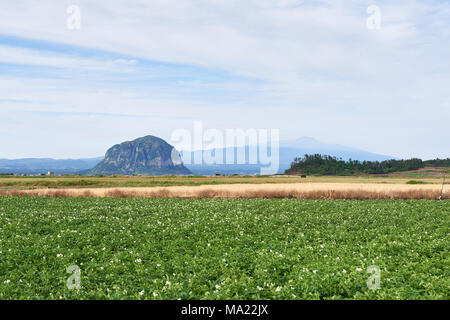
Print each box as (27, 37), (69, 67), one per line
(1, 182), (447, 200)
(0, 174), (447, 199)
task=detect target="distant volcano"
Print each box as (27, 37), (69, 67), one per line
(89, 135), (191, 176)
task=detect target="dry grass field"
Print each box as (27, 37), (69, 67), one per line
(1, 174), (447, 199)
(1, 182), (448, 200)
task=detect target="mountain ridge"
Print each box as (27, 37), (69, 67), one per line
(182, 137), (398, 175)
(1, 136), (398, 175)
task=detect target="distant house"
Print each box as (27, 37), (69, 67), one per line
(47, 171), (54, 176)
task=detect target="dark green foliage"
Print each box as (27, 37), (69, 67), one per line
(424, 158), (450, 167)
(285, 154), (449, 175)
(406, 180), (428, 185)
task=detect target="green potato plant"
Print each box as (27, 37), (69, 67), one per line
(0, 197), (448, 300)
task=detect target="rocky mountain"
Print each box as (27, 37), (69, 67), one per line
(89, 135), (191, 176)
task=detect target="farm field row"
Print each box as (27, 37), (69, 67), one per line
(0, 174), (446, 190)
(0, 197), (448, 299)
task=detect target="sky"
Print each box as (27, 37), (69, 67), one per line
(0, 0), (449, 160)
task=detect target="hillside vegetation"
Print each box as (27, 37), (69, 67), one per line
(286, 154), (450, 176)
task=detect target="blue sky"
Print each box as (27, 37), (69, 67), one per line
(0, 0), (449, 159)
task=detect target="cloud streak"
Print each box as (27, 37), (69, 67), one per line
(0, 0), (449, 159)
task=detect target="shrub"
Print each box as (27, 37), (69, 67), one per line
(406, 180), (428, 185)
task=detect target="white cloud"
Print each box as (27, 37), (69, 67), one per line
(0, 45), (141, 73)
(0, 0), (449, 159)
(0, 1), (436, 78)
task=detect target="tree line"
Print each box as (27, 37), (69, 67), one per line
(285, 154), (450, 175)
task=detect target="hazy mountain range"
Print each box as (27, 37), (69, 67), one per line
(0, 136), (396, 175)
(182, 137), (396, 175)
(0, 157), (103, 175)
